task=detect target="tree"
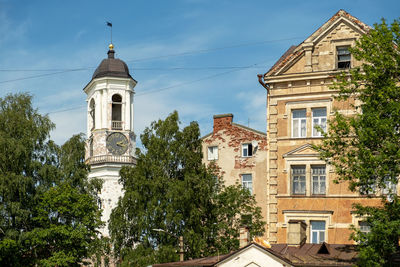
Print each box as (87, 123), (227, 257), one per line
(316, 19), (400, 266)
(0, 93), (103, 266)
(109, 111), (265, 266)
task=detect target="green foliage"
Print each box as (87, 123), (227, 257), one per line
(350, 197), (400, 267)
(109, 111), (265, 266)
(0, 93), (103, 266)
(316, 19), (400, 266)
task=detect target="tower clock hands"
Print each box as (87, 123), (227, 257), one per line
(116, 141), (127, 147)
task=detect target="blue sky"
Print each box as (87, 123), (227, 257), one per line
(0, 0), (398, 145)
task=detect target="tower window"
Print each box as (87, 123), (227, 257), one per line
(337, 46), (351, 69)
(111, 94), (122, 130)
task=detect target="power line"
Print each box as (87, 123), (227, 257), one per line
(124, 36), (304, 63)
(0, 69), (89, 84)
(45, 59), (269, 114)
(0, 35), (303, 73)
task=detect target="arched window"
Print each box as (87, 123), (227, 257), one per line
(111, 94), (122, 130)
(89, 98), (95, 130)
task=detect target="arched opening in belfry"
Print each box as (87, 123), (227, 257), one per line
(89, 98), (95, 130)
(111, 94), (122, 130)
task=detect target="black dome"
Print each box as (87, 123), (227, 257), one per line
(92, 50), (132, 79)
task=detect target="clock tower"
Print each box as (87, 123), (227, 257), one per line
(84, 44), (136, 236)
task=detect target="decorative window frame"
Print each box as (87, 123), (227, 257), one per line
(281, 210), (333, 243)
(285, 99), (332, 139)
(284, 156), (329, 197)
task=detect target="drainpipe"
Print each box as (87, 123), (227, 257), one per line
(257, 74), (271, 242)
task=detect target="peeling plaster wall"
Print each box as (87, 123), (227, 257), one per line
(202, 115), (269, 238)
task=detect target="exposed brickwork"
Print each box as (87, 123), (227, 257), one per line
(202, 114), (268, 238)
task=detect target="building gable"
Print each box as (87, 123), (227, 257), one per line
(266, 9), (370, 76)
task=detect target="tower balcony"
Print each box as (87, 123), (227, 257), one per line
(85, 155), (136, 165)
(111, 120), (123, 130)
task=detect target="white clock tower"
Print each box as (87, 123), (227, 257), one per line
(84, 44), (136, 236)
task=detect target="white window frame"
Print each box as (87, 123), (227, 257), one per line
(292, 109), (307, 138)
(242, 174), (253, 195)
(242, 143), (253, 157)
(311, 165), (326, 195)
(207, 146), (218, 160)
(312, 108), (327, 137)
(310, 220), (326, 244)
(359, 221), (371, 235)
(292, 165), (306, 195)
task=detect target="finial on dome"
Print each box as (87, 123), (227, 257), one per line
(107, 44), (115, 59)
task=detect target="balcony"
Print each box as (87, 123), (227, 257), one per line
(112, 120), (123, 130)
(85, 155), (136, 165)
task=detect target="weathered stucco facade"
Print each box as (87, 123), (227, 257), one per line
(202, 114), (269, 236)
(259, 10), (387, 244)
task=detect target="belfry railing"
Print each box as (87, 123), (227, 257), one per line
(85, 155), (136, 165)
(111, 121), (123, 130)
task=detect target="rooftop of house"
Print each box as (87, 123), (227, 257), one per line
(152, 242), (358, 267)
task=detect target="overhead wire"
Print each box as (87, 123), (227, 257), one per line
(45, 58), (270, 114)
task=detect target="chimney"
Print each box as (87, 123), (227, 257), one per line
(239, 226), (250, 248)
(287, 220), (307, 246)
(213, 114), (233, 134)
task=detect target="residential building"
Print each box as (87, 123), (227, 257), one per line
(202, 114), (268, 236)
(258, 10), (388, 244)
(84, 44), (137, 236)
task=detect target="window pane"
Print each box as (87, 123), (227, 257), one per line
(313, 108), (326, 117)
(319, 231), (325, 243)
(312, 221), (325, 230)
(301, 119), (306, 137)
(293, 120), (299, 137)
(242, 144), (248, 157)
(312, 232), (318, 244)
(293, 109), (306, 119)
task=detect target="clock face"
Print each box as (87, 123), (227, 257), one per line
(106, 132), (129, 155)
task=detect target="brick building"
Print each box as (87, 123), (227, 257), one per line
(202, 114), (269, 236)
(257, 10), (387, 244)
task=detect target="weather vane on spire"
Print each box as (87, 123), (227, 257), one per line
(106, 21), (113, 50)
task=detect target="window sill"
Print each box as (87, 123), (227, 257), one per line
(278, 137), (324, 141)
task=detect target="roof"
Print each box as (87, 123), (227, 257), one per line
(264, 9), (370, 77)
(269, 243), (358, 266)
(151, 242), (358, 267)
(92, 49), (133, 80)
(152, 253), (231, 267)
(201, 122), (267, 140)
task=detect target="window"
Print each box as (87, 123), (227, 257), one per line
(310, 221), (326, 244)
(242, 174), (253, 195)
(207, 146), (218, 160)
(292, 109), (306, 138)
(359, 221), (371, 235)
(382, 179), (397, 195)
(337, 46), (351, 69)
(359, 183), (377, 195)
(112, 94), (122, 130)
(312, 166), (326, 195)
(242, 143), (253, 157)
(292, 166), (306, 195)
(312, 108), (327, 137)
